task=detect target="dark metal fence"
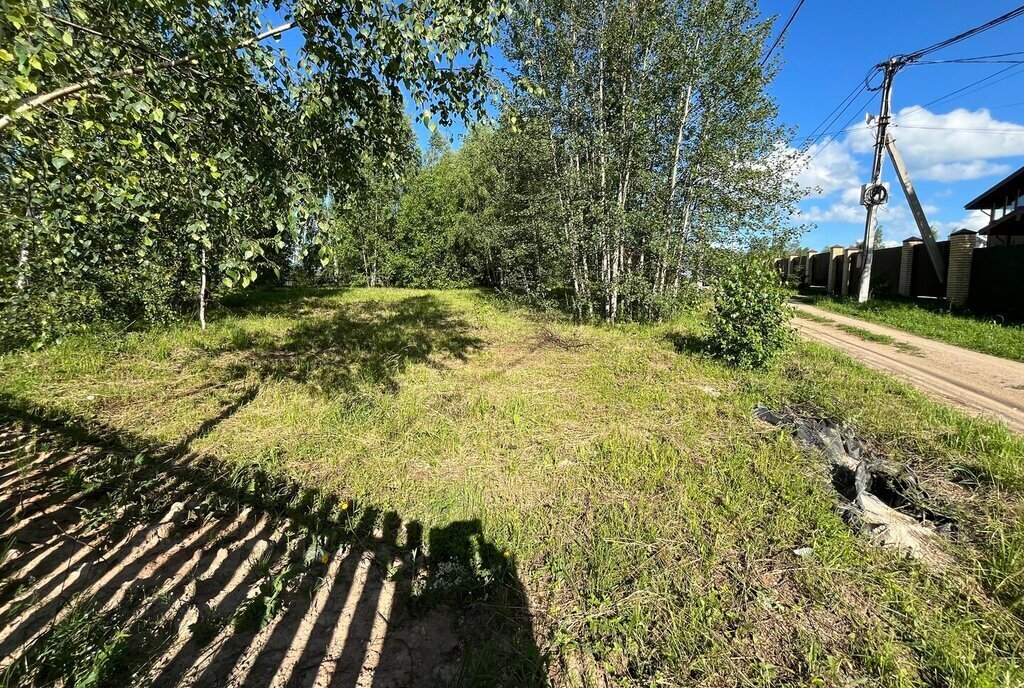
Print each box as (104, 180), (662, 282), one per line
(910, 241), (950, 298)
(809, 253), (829, 287)
(870, 246), (902, 297)
(780, 238), (1020, 319)
(969, 244), (1024, 317)
(830, 255), (844, 295)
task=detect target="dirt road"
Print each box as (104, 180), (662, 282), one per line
(791, 303), (1024, 434)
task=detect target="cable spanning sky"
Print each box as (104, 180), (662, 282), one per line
(765, 0), (1024, 249)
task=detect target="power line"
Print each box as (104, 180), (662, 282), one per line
(796, 123), (867, 142)
(987, 100), (1024, 110)
(806, 82), (869, 149)
(862, 5), (1024, 91)
(894, 124), (1024, 134)
(895, 62), (1024, 123)
(901, 5), (1024, 62)
(915, 50), (1024, 63)
(808, 88), (877, 161)
(916, 59), (1024, 64)
(760, 0), (806, 66)
(799, 80), (866, 147)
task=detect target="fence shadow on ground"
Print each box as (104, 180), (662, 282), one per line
(0, 402), (544, 688)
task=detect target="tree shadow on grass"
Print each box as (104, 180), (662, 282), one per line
(218, 293), (484, 400)
(664, 331), (711, 357)
(0, 403), (545, 687)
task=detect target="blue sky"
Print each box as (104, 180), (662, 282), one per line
(266, 2), (1024, 250)
(761, 0), (1024, 250)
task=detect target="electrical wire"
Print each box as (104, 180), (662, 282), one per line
(807, 88), (877, 161)
(804, 82), (869, 149)
(913, 59), (1024, 64)
(862, 6), (1024, 90)
(893, 124), (1024, 134)
(760, 0), (806, 66)
(799, 80), (866, 147)
(898, 62), (1024, 122)
(914, 50), (1024, 63)
(900, 5), (1024, 62)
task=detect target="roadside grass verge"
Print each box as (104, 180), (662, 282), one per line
(2, 287), (1023, 686)
(799, 293), (1024, 361)
(793, 310), (923, 356)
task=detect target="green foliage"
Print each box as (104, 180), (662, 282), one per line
(0, 0), (509, 348)
(499, 0), (802, 321)
(707, 254), (793, 368)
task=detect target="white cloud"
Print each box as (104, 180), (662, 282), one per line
(794, 141), (861, 197)
(840, 186), (863, 204)
(916, 160), (1012, 182)
(846, 106), (1024, 181)
(799, 203), (863, 223)
(930, 210), (989, 238)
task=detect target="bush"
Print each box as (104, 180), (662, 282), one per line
(707, 254), (793, 368)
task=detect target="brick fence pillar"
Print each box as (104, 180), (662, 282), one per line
(842, 248), (860, 296)
(898, 237), (921, 297)
(826, 245), (845, 294)
(803, 251), (817, 287)
(946, 229), (979, 307)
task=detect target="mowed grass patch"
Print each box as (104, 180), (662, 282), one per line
(801, 293), (1024, 361)
(2, 287), (1023, 686)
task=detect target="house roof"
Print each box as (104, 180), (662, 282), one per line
(964, 164), (1024, 210)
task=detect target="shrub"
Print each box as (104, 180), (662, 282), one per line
(707, 254), (793, 368)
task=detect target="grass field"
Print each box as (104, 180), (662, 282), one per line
(2, 287), (1024, 686)
(800, 293), (1024, 362)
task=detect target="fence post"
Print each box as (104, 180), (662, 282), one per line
(842, 248), (860, 296)
(898, 237), (921, 297)
(946, 229), (979, 307)
(827, 245), (845, 294)
(803, 251), (817, 287)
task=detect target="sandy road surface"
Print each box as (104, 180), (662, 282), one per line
(791, 302), (1024, 434)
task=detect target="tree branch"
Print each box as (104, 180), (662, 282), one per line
(0, 21), (296, 133)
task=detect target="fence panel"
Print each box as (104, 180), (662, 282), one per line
(969, 244), (1024, 318)
(848, 262), (863, 295)
(911, 240), (950, 298)
(831, 255), (844, 295)
(809, 253), (829, 287)
(870, 246), (901, 297)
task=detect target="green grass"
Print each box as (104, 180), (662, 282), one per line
(794, 310), (924, 355)
(800, 293), (1024, 361)
(2, 287), (1024, 686)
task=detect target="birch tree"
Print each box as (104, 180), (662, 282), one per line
(505, 0), (801, 321)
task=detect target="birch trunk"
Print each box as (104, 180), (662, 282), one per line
(199, 248), (208, 330)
